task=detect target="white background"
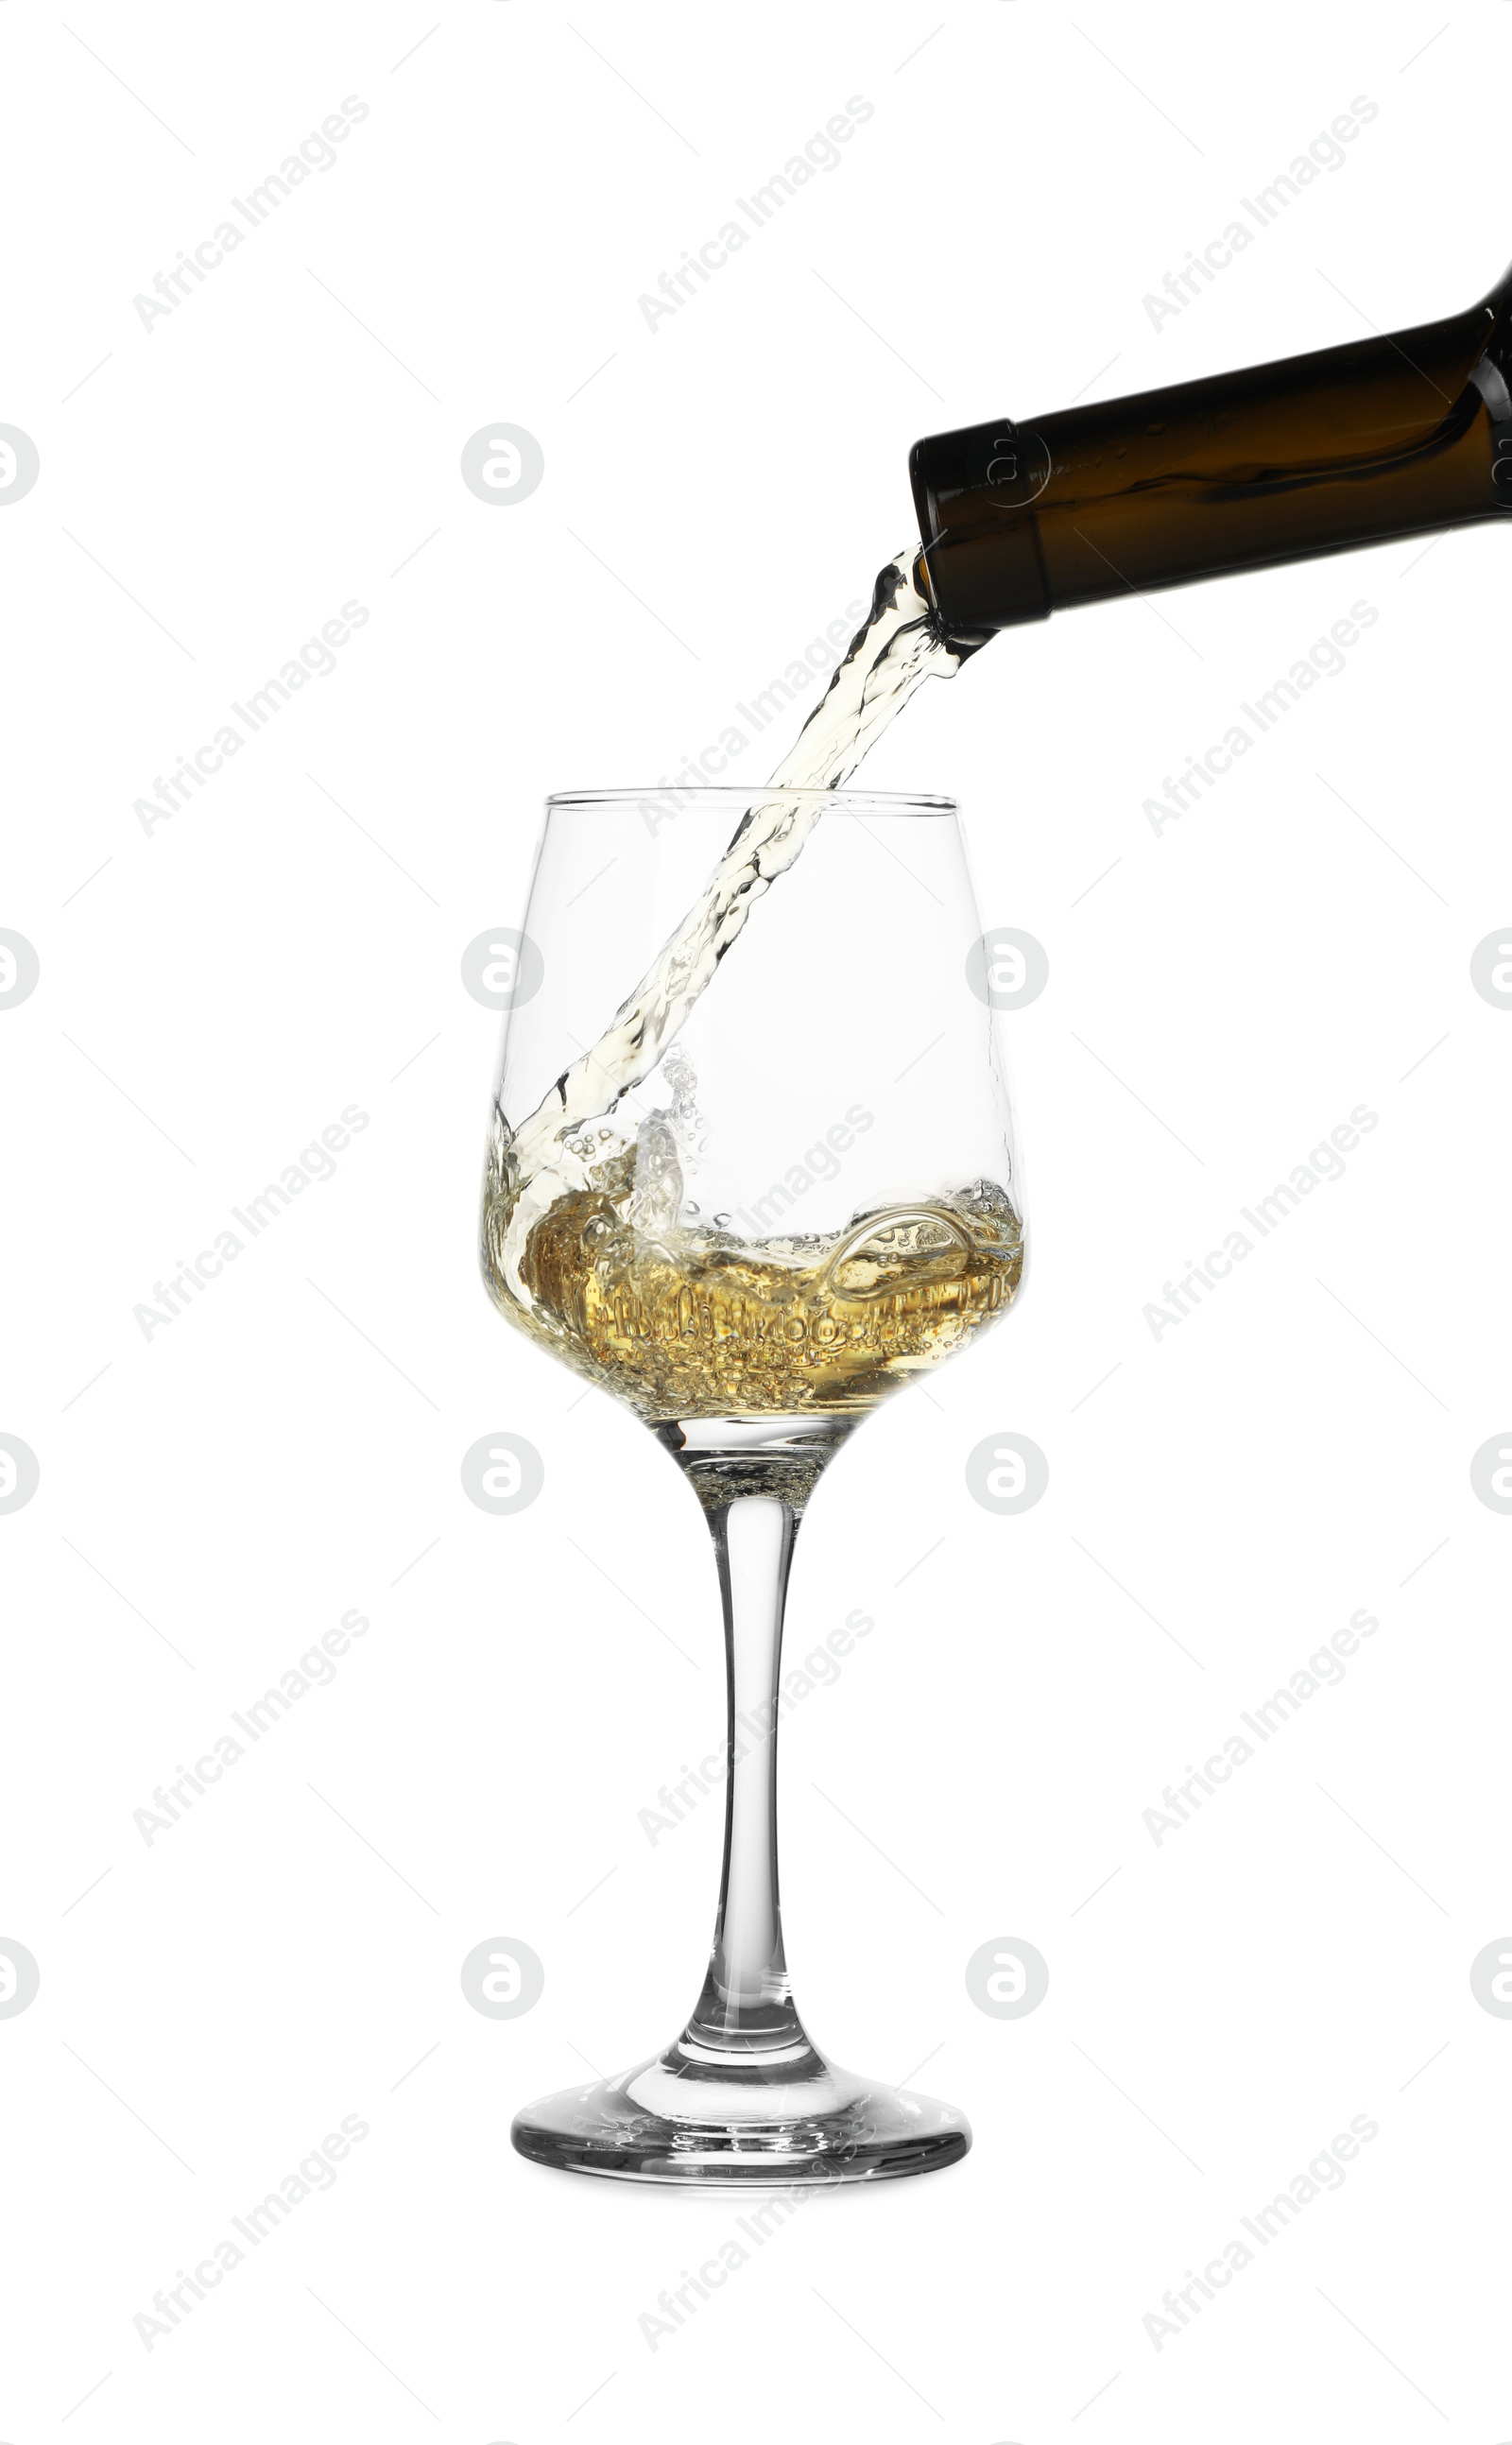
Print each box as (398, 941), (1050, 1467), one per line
(3, 2), (1510, 2436)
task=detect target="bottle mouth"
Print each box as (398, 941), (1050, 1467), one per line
(545, 787), (958, 818)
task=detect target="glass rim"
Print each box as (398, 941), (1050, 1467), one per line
(545, 785), (958, 818)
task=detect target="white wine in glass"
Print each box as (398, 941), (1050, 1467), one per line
(480, 785), (1023, 2183)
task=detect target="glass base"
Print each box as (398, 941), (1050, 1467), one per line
(511, 2043), (971, 2185)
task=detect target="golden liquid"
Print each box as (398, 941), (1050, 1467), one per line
(482, 1126), (1022, 1421)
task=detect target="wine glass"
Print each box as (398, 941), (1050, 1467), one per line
(479, 786), (1023, 2183)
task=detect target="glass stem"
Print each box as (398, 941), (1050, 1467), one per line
(679, 1493), (811, 2060)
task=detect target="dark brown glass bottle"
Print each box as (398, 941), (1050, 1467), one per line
(911, 263), (1512, 646)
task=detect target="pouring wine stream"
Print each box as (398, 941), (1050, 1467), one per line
(491, 547), (965, 1304)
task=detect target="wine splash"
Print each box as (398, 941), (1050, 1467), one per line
(488, 548), (969, 1309)
(494, 1175), (1022, 1422)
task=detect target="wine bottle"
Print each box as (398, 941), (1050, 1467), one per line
(911, 262), (1512, 645)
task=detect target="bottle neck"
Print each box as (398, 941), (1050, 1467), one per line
(911, 265), (1512, 644)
